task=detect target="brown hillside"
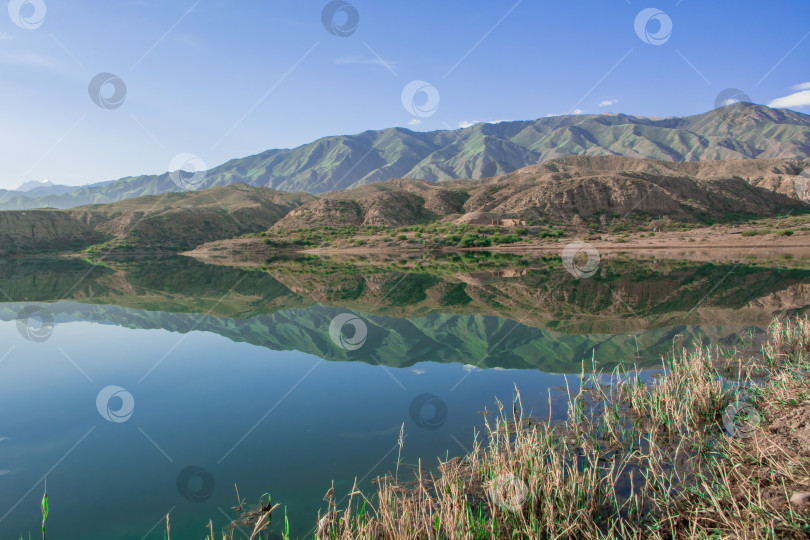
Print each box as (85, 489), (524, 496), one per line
(273, 156), (810, 230)
(274, 179), (468, 229)
(0, 184), (314, 254)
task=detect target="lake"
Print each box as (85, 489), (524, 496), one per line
(1, 250), (808, 539)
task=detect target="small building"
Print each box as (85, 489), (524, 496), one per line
(491, 218), (527, 227)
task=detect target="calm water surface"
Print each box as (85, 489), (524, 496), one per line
(0, 252), (807, 539)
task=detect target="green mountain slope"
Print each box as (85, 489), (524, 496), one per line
(2, 104), (808, 210)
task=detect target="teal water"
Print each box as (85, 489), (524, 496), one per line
(0, 254), (807, 539)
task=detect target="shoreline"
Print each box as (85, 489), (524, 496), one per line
(224, 317), (810, 539)
(183, 213), (810, 264)
(182, 232), (810, 268)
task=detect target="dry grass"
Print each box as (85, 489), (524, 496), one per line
(196, 316), (809, 540)
(671, 316), (810, 539)
(297, 316), (810, 540)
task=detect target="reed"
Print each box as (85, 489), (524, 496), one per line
(297, 315), (809, 539)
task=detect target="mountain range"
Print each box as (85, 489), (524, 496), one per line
(2, 155), (808, 255)
(1, 103), (808, 211)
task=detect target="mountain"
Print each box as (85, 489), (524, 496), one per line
(3, 156), (808, 254)
(16, 179), (54, 192)
(275, 177), (469, 228)
(273, 156), (810, 229)
(0, 181), (84, 204)
(0, 184), (314, 255)
(1, 104), (808, 210)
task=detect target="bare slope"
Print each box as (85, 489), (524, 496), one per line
(0, 184), (314, 254)
(272, 156), (810, 229)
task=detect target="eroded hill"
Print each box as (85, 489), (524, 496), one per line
(0, 184), (314, 255)
(273, 156), (810, 229)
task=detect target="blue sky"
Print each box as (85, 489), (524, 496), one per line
(0, 0), (808, 189)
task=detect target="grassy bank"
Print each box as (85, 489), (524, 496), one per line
(244, 213), (810, 253)
(236, 316), (807, 540)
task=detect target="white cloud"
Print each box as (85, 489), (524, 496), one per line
(599, 99), (618, 107)
(0, 33), (12, 40)
(768, 89), (810, 109)
(792, 82), (810, 91)
(573, 108), (584, 114)
(407, 118), (422, 126)
(459, 120), (504, 128)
